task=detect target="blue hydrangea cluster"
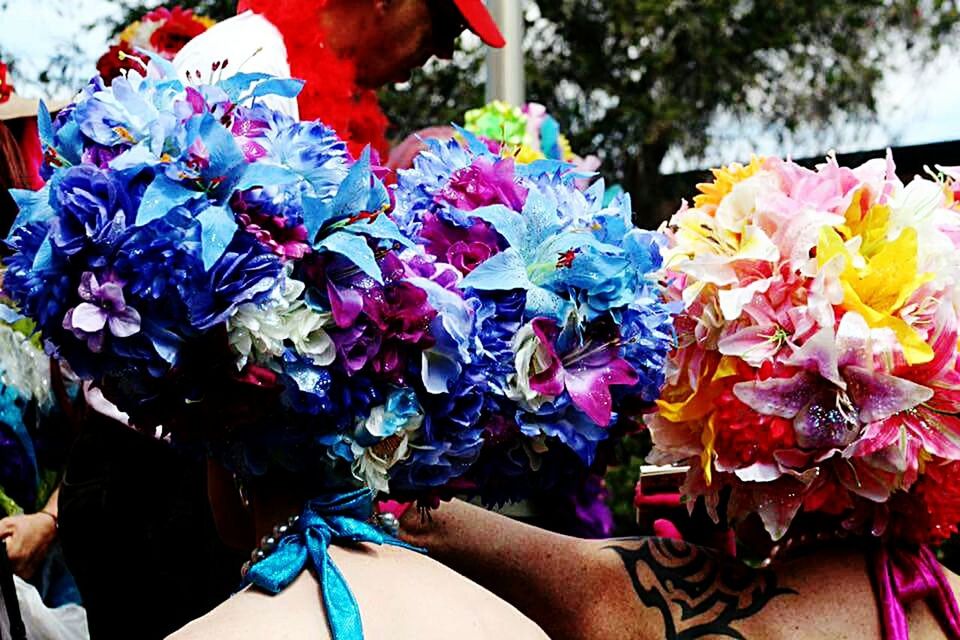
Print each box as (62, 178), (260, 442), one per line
(6, 59), (675, 507)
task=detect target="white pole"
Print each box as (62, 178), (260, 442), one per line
(485, 0), (525, 105)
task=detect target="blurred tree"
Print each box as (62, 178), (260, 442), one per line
(382, 0), (960, 227)
(8, 0), (957, 227)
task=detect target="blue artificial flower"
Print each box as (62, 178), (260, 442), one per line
(471, 289), (525, 394)
(390, 373), (486, 491)
(517, 397), (609, 467)
(188, 232), (282, 330)
(408, 276), (476, 394)
(74, 74), (165, 150)
(617, 303), (676, 403)
(544, 241), (634, 320)
(229, 103), (298, 161)
(49, 165), (132, 255)
(3, 223), (72, 332)
(350, 387), (423, 456)
(621, 227), (665, 278)
(115, 207), (202, 307)
(279, 350), (338, 416)
(280, 350), (375, 418)
(270, 120), (349, 200)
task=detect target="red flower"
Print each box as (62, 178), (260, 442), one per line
(712, 379), (797, 468)
(96, 42), (147, 85)
(0, 62), (14, 104)
(801, 474), (853, 516)
(149, 7), (210, 59)
(236, 363), (280, 389)
(890, 459), (960, 545)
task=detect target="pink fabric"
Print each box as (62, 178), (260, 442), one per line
(635, 493), (682, 508)
(652, 518), (682, 540)
(872, 545), (960, 640)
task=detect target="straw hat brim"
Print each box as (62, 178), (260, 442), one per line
(0, 95), (69, 121)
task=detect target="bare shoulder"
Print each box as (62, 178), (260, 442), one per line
(165, 575), (330, 640)
(337, 543), (548, 639)
(167, 543), (546, 640)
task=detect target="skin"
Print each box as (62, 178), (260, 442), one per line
(0, 486), (59, 580)
(166, 465), (547, 640)
(319, 0), (466, 87)
(401, 499), (960, 640)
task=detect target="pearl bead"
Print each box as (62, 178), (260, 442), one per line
(378, 513), (399, 536)
(244, 513), (301, 580)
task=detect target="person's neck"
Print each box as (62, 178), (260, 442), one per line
(251, 485), (309, 541)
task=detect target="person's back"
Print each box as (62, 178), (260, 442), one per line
(169, 543), (547, 640)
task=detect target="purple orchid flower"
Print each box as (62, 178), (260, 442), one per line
(528, 317), (638, 426)
(438, 157), (529, 212)
(230, 107), (272, 162)
(63, 272), (141, 352)
(420, 212), (502, 275)
(81, 144), (127, 168)
(733, 367), (933, 450)
(330, 320), (382, 375)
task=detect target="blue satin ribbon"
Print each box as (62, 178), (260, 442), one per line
(244, 489), (420, 640)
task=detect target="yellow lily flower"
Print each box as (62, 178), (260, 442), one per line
(693, 156), (765, 211)
(656, 354), (739, 484)
(818, 226), (934, 364)
(495, 142), (544, 165)
(838, 190), (891, 258)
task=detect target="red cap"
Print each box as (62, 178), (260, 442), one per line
(452, 0), (506, 48)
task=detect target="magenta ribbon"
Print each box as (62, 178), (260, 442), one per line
(871, 545), (960, 640)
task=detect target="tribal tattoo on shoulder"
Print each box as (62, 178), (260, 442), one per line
(605, 538), (796, 639)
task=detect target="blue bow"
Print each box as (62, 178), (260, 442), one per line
(245, 489), (420, 640)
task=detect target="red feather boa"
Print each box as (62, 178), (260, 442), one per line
(237, 0), (390, 158)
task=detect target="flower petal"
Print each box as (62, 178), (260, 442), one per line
(108, 306), (142, 337)
(70, 303), (108, 332)
(784, 326), (843, 388)
(718, 324), (781, 367)
(844, 366), (933, 423)
(733, 371), (818, 418)
(565, 356), (638, 426)
(717, 278), (771, 322)
(327, 281), (364, 328)
(528, 318), (565, 397)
